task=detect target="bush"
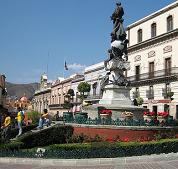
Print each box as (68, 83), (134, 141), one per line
(17, 125), (74, 148)
(27, 111), (40, 125)
(0, 141), (24, 151)
(9, 124), (37, 139)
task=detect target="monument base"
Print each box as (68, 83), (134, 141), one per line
(83, 84), (145, 120)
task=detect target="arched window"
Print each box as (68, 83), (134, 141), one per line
(167, 15), (173, 32)
(137, 29), (142, 43)
(151, 23), (156, 38)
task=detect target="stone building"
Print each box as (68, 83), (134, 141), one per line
(49, 74), (83, 115)
(126, 1), (178, 118)
(84, 62), (105, 104)
(33, 74), (51, 113)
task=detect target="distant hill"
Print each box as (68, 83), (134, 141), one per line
(6, 82), (40, 100)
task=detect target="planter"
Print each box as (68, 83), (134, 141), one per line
(75, 112), (88, 124)
(63, 112), (74, 122)
(125, 115), (133, 120)
(100, 113), (111, 119)
(143, 115), (154, 122)
(157, 116), (168, 123)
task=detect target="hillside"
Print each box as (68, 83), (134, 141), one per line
(6, 82), (40, 100)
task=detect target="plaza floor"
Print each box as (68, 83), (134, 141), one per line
(0, 152), (178, 169)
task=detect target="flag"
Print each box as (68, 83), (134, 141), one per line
(64, 61), (68, 70)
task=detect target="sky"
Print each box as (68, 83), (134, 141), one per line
(0, 0), (176, 84)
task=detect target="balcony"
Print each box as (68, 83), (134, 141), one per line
(49, 104), (63, 109)
(127, 68), (178, 86)
(146, 90), (154, 99)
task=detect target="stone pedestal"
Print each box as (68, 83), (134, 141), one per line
(99, 84), (132, 106)
(83, 84), (145, 121)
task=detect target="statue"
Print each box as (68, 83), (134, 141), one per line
(102, 2), (130, 87)
(110, 2), (126, 42)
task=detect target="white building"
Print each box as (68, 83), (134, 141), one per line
(127, 1), (178, 118)
(84, 62), (106, 104)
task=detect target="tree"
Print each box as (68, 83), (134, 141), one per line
(77, 82), (91, 100)
(136, 97), (144, 106)
(63, 89), (75, 111)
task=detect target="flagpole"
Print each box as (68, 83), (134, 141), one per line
(63, 57), (65, 79)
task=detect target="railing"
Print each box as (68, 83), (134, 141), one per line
(63, 117), (157, 126)
(127, 67), (178, 82)
(49, 104), (63, 109)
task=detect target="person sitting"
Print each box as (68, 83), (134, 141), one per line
(1, 111), (11, 141)
(37, 109), (50, 129)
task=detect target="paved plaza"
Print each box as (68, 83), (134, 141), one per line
(1, 153), (178, 169)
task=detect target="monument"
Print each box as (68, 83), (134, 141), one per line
(84, 2), (144, 120)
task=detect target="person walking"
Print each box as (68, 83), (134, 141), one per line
(1, 111), (11, 141)
(15, 107), (23, 137)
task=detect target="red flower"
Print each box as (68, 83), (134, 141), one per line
(157, 112), (169, 118)
(99, 109), (112, 115)
(122, 137), (129, 142)
(143, 111), (155, 116)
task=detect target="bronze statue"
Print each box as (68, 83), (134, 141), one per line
(111, 2), (126, 42)
(102, 2), (130, 87)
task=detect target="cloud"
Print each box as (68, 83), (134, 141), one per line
(67, 63), (86, 72)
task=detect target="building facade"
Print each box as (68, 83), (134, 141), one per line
(84, 62), (106, 104)
(33, 74), (51, 113)
(127, 1), (178, 118)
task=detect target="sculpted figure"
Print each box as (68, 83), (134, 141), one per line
(110, 2), (126, 42)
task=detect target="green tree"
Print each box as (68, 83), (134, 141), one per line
(63, 89), (75, 111)
(136, 97), (144, 106)
(77, 82), (91, 100)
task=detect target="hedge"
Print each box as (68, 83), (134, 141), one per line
(17, 125), (74, 148)
(1, 139), (178, 158)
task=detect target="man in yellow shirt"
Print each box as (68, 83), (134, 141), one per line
(1, 111), (11, 140)
(37, 109), (49, 129)
(15, 107), (23, 137)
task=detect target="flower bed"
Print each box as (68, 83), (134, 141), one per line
(157, 112), (169, 123)
(143, 111), (155, 122)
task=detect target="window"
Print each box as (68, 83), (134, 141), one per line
(135, 65), (140, 81)
(137, 29), (142, 43)
(151, 23), (156, 38)
(167, 15), (173, 32)
(165, 58), (171, 76)
(149, 62), (154, 78)
(147, 86), (154, 99)
(92, 82), (97, 96)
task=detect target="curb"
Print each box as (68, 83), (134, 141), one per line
(0, 153), (178, 166)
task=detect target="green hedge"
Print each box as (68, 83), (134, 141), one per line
(41, 139), (178, 158)
(1, 138), (178, 158)
(17, 125), (74, 148)
(0, 141), (24, 151)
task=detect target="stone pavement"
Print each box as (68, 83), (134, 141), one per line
(1, 153), (178, 168)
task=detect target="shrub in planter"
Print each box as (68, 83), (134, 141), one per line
(18, 125), (74, 148)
